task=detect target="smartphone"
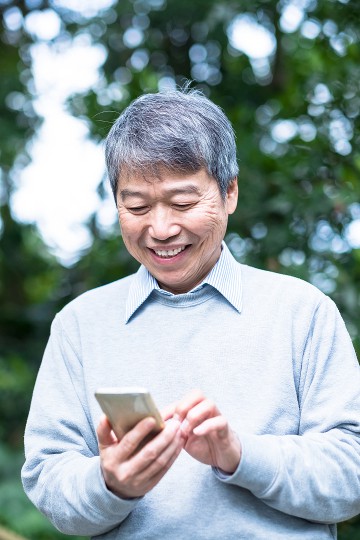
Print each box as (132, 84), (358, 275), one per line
(95, 387), (164, 441)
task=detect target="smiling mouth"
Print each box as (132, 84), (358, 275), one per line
(152, 246), (187, 258)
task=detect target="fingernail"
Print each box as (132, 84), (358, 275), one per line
(181, 419), (190, 435)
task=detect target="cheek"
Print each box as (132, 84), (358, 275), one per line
(119, 214), (142, 240)
(119, 226), (144, 256)
(190, 206), (227, 236)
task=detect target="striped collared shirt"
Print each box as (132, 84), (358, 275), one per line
(125, 241), (243, 323)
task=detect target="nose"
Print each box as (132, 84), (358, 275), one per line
(148, 207), (181, 241)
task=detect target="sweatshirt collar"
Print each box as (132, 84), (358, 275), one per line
(125, 241), (243, 323)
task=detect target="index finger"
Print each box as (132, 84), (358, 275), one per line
(118, 416), (158, 460)
(161, 401), (178, 421)
(173, 389), (206, 422)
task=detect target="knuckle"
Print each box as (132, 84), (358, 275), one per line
(117, 467), (130, 485)
(186, 409), (198, 423)
(156, 454), (168, 469)
(142, 447), (158, 462)
(120, 435), (137, 455)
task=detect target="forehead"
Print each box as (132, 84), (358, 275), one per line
(117, 168), (215, 200)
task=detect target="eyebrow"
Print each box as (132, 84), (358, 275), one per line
(119, 184), (202, 201)
(119, 189), (144, 200)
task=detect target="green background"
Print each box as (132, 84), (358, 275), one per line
(0, 0), (359, 537)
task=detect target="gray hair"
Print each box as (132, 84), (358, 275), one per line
(105, 88), (239, 200)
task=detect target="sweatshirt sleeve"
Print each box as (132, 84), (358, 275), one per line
(214, 296), (360, 523)
(21, 315), (139, 536)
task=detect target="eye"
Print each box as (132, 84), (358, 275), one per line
(127, 206), (149, 215)
(172, 203), (195, 211)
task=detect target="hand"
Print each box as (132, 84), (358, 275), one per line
(97, 415), (184, 499)
(171, 390), (242, 474)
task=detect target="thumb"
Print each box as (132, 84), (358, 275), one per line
(97, 415), (119, 447)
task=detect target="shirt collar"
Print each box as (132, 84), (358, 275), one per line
(125, 241), (243, 323)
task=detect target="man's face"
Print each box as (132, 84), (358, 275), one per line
(117, 168), (238, 294)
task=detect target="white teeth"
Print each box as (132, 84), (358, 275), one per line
(154, 246), (186, 258)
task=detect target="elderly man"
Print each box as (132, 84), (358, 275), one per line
(22, 90), (360, 539)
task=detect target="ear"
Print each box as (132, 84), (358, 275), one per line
(226, 178), (238, 215)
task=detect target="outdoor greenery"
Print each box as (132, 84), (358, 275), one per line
(0, 0), (359, 538)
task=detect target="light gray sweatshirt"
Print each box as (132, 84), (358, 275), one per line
(22, 247), (360, 539)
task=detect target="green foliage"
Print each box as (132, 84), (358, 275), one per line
(339, 519), (360, 540)
(0, 0), (359, 537)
